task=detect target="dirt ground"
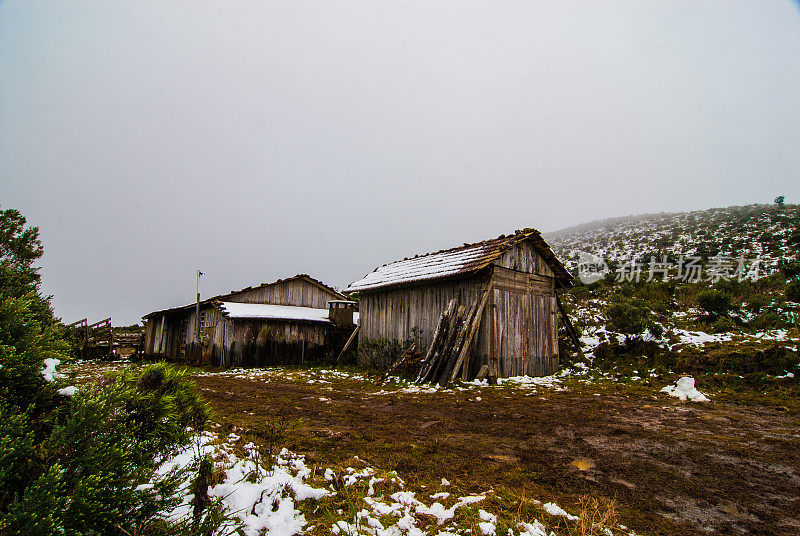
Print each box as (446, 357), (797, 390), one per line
(185, 370), (799, 536)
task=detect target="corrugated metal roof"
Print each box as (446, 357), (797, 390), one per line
(218, 302), (331, 323)
(345, 229), (572, 293)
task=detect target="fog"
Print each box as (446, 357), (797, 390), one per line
(1, 0), (798, 324)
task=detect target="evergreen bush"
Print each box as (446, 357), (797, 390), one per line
(0, 206), (219, 535)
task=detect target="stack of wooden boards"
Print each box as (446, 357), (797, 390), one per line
(415, 289), (490, 387)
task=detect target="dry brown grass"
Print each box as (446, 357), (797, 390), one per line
(566, 495), (619, 536)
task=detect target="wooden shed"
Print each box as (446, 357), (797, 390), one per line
(143, 274), (354, 367)
(345, 229), (573, 379)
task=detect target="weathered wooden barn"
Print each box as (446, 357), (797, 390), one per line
(346, 229), (573, 378)
(143, 275), (356, 367)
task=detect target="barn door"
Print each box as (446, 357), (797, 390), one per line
(492, 287), (534, 378)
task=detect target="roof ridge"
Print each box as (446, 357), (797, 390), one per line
(345, 228), (571, 293)
(144, 273), (344, 318)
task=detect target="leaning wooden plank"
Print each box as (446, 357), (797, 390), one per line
(334, 325), (359, 368)
(416, 298), (457, 383)
(417, 298), (454, 376)
(555, 293), (582, 355)
(381, 343), (416, 381)
(475, 364), (489, 381)
(440, 300), (479, 387)
(449, 284), (492, 383)
(426, 304), (466, 384)
(428, 305), (466, 383)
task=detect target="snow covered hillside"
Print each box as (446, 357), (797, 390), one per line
(546, 203), (799, 275)
(546, 203), (800, 378)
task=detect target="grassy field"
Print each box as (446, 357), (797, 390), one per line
(67, 361), (800, 536)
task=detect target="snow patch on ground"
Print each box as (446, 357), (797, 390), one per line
(661, 376), (710, 402)
(42, 358), (62, 382)
(542, 502), (579, 521)
(156, 432), (330, 536)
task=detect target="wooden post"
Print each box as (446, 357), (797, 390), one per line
(334, 325), (359, 368)
(196, 270), (203, 351)
(555, 293), (582, 354)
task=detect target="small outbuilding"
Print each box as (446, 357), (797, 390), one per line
(143, 274), (355, 367)
(345, 229), (573, 378)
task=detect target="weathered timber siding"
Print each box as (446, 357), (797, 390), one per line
(358, 274), (492, 369)
(220, 319), (329, 368)
(358, 241), (561, 378)
(143, 278), (341, 363)
(226, 279), (339, 309)
(489, 263), (558, 376)
(144, 312), (186, 358)
(495, 240), (555, 278)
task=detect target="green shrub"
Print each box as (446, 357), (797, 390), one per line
(746, 295), (769, 314)
(697, 290), (733, 320)
(358, 337), (410, 370)
(710, 316), (736, 333)
(0, 206), (219, 535)
(1, 363), (211, 536)
(605, 298), (662, 341)
(751, 310), (788, 330)
(789, 229), (800, 248)
(780, 261), (800, 279)
(606, 300), (647, 338)
(787, 280), (800, 303)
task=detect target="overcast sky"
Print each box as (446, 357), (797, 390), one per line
(1, 0), (799, 325)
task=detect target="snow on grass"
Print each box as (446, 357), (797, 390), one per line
(660, 376), (710, 402)
(196, 365), (573, 396)
(41, 357), (62, 382)
(194, 367), (370, 385)
(57, 385), (77, 396)
(515, 521), (549, 536)
(156, 431), (331, 536)
(542, 502), (579, 521)
(672, 329), (734, 347)
(478, 509), (498, 535)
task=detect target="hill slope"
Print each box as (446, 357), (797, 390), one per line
(549, 203), (800, 383)
(546, 203), (799, 275)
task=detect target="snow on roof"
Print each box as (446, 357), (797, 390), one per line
(143, 274), (344, 319)
(346, 229), (571, 293)
(346, 243), (494, 293)
(218, 302), (331, 323)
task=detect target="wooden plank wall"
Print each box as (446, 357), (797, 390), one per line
(495, 240), (555, 278)
(144, 319), (156, 354)
(490, 286), (558, 377)
(359, 241), (561, 377)
(228, 279), (340, 309)
(490, 244), (559, 376)
(358, 275), (491, 368)
(222, 319), (329, 367)
(144, 312), (187, 358)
